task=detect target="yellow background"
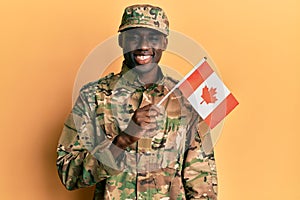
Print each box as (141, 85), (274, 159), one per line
(1, 0), (299, 199)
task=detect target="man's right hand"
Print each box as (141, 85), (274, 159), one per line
(112, 104), (161, 149)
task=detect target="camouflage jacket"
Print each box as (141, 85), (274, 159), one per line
(57, 64), (218, 200)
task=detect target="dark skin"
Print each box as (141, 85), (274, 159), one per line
(118, 27), (168, 84)
(110, 28), (168, 156)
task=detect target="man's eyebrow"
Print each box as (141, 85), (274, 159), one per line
(148, 31), (163, 36)
(127, 31), (141, 36)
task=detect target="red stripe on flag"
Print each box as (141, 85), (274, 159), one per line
(204, 93), (239, 129)
(178, 61), (214, 98)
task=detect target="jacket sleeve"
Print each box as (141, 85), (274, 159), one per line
(56, 89), (124, 190)
(183, 116), (218, 200)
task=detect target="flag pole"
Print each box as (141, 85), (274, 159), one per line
(157, 57), (207, 106)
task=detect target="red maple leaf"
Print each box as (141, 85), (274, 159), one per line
(200, 86), (218, 104)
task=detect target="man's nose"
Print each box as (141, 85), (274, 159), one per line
(138, 37), (150, 50)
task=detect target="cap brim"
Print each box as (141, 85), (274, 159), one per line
(118, 24), (168, 36)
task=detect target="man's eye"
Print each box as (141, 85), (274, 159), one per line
(149, 36), (160, 42)
(127, 35), (140, 41)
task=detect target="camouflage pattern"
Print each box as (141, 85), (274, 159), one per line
(57, 64), (218, 199)
(118, 4), (169, 36)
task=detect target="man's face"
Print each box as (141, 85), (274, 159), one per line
(119, 27), (168, 74)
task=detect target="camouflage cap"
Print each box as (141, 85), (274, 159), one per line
(118, 4), (169, 36)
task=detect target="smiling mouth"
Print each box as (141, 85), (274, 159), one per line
(134, 55), (153, 65)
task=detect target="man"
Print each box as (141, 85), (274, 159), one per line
(57, 4), (218, 200)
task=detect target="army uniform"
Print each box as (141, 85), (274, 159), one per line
(57, 4), (218, 200)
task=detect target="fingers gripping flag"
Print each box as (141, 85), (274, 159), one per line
(158, 58), (239, 129)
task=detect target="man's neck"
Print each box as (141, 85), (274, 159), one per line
(137, 66), (163, 88)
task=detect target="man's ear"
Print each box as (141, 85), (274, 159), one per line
(162, 37), (168, 50)
(118, 33), (123, 48)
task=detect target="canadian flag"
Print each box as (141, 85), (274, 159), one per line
(158, 58), (239, 129)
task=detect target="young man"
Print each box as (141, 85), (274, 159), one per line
(57, 4), (218, 199)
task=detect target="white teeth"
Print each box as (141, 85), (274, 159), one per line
(136, 55), (151, 60)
